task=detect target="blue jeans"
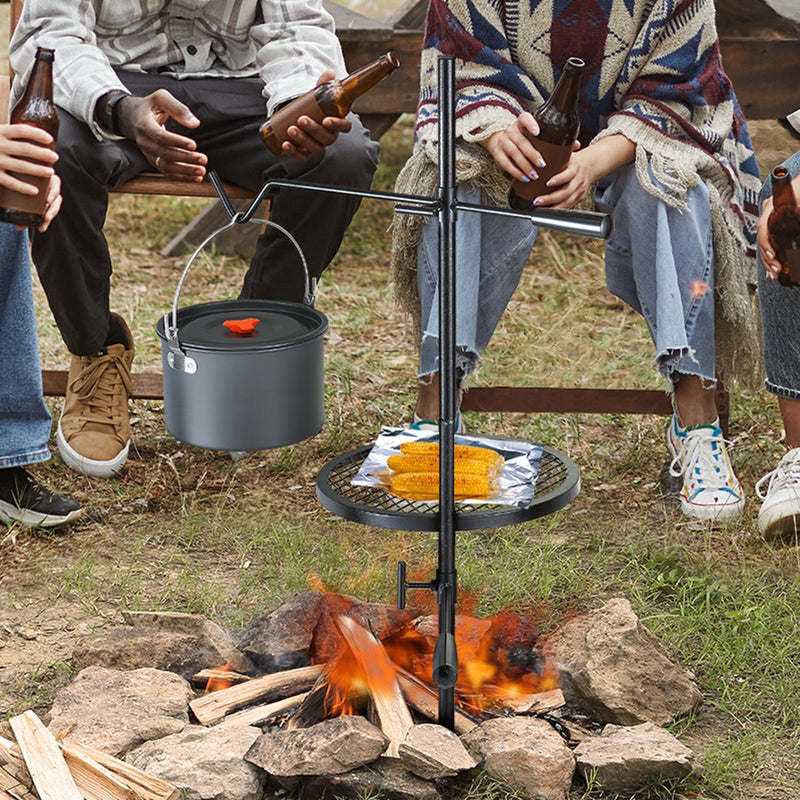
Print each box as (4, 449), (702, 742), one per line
(416, 164), (716, 386)
(758, 150), (800, 399)
(0, 223), (52, 468)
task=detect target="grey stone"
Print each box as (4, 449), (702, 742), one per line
(399, 723), (478, 779)
(132, 723), (264, 800)
(462, 717), (575, 800)
(574, 722), (703, 791)
(551, 597), (703, 725)
(46, 666), (192, 755)
(245, 715), (390, 775)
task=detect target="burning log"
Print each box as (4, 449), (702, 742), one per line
(9, 711), (82, 800)
(331, 615), (413, 758)
(190, 664), (323, 725)
(395, 672), (477, 735)
(191, 666), (252, 691)
(217, 693), (310, 728)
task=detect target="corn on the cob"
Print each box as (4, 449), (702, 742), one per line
(398, 440), (503, 469)
(390, 471), (493, 501)
(387, 453), (493, 476)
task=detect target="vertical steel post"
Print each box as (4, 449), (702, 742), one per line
(433, 55), (458, 729)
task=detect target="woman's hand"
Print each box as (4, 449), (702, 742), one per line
(758, 173), (800, 280)
(36, 173), (62, 232)
(482, 113), (546, 182)
(0, 122), (57, 192)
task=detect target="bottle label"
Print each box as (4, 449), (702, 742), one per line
(780, 246), (800, 285)
(510, 138), (572, 205)
(0, 172), (50, 216)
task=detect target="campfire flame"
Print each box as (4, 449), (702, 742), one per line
(203, 662), (237, 694)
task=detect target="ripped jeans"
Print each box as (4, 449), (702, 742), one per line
(416, 163), (715, 387)
(757, 150), (800, 400)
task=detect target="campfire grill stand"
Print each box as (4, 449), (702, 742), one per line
(209, 56), (611, 730)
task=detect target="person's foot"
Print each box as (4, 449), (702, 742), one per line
(411, 411), (466, 435)
(57, 314), (135, 477)
(667, 416), (744, 521)
(756, 447), (800, 543)
(0, 467), (82, 528)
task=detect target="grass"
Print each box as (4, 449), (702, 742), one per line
(2, 112), (800, 800)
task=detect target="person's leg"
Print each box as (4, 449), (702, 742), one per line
(598, 164), (742, 521)
(755, 150), (800, 540)
(414, 184), (537, 425)
(0, 224), (81, 527)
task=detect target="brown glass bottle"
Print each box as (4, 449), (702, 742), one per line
(260, 52), (400, 156)
(768, 165), (800, 287)
(0, 47), (59, 227)
(508, 57), (584, 210)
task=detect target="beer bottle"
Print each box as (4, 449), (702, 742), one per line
(767, 165), (800, 287)
(261, 52), (400, 156)
(0, 47), (59, 227)
(508, 57), (584, 210)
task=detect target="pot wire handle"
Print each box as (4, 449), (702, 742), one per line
(165, 216), (315, 343)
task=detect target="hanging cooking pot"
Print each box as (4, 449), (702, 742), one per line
(156, 216), (328, 452)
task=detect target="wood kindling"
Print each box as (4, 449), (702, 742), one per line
(189, 664), (324, 725)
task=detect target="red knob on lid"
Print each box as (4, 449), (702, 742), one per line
(223, 317), (260, 335)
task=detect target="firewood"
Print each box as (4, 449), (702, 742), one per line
(286, 668), (353, 729)
(191, 668), (252, 689)
(0, 740), (33, 792)
(395, 672), (477, 734)
(189, 664), (324, 725)
(500, 688), (565, 714)
(333, 615), (413, 758)
(58, 741), (179, 800)
(217, 692), (309, 728)
(8, 711), (82, 800)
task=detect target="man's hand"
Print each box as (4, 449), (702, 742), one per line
(116, 90), (208, 182)
(280, 70), (352, 163)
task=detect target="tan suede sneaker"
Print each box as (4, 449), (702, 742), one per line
(57, 314), (135, 477)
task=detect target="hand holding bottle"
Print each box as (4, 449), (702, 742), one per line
(758, 169), (800, 281)
(115, 89), (207, 181)
(0, 123), (60, 231)
(277, 70), (353, 162)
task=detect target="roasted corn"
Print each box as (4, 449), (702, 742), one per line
(386, 453), (494, 476)
(398, 440), (503, 469)
(390, 471), (492, 501)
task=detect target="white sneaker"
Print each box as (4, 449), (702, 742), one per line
(755, 447), (800, 542)
(668, 420), (744, 521)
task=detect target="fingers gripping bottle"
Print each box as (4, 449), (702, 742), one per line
(508, 57), (584, 209)
(767, 165), (800, 287)
(0, 47), (59, 226)
(260, 52), (400, 156)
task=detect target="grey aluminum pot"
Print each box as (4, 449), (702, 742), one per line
(156, 300), (328, 451)
(156, 215), (327, 452)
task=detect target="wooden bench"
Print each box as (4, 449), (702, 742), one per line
(11, 0), (799, 428)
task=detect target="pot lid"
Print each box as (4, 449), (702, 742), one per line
(159, 300), (327, 352)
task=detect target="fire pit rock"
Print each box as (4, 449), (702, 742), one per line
(573, 721), (703, 791)
(551, 597), (703, 725)
(46, 665), (193, 755)
(245, 715), (390, 775)
(398, 722), (478, 779)
(131, 723), (265, 800)
(71, 610), (254, 680)
(461, 716), (575, 800)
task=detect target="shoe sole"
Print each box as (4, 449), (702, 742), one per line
(57, 421), (129, 478)
(680, 495), (745, 521)
(759, 501), (800, 544)
(0, 501), (83, 528)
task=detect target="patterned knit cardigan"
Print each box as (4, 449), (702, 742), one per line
(390, 0), (763, 386)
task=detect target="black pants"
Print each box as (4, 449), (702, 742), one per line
(32, 71), (380, 355)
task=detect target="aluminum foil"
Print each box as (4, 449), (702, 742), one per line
(352, 426), (543, 508)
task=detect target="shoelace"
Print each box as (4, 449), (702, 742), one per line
(669, 428), (737, 494)
(755, 450), (800, 500)
(70, 350), (133, 427)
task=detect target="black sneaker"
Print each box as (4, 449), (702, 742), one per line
(0, 467), (82, 528)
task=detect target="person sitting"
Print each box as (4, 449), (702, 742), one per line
(754, 129), (800, 542)
(10, 0), (380, 478)
(390, 0), (762, 523)
(0, 122), (81, 528)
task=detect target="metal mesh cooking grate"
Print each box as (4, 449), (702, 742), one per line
(316, 445), (580, 532)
